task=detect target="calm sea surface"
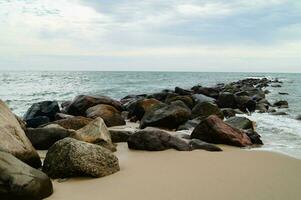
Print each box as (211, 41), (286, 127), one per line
(0, 71), (300, 158)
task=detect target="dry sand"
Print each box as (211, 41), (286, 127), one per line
(46, 143), (301, 200)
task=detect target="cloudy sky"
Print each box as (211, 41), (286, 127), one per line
(0, 0), (300, 72)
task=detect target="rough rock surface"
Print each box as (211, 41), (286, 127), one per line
(76, 117), (116, 151)
(140, 103), (191, 129)
(0, 100), (41, 168)
(66, 95), (123, 116)
(191, 102), (223, 120)
(0, 151), (53, 200)
(191, 115), (253, 147)
(23, 101), (60, 123)
(49, 116), (93, 130)
(42, 138), (120, 179)
(86, 104), (125, 127)
(225, 116), (255, 130)
(26, 124), (77, 150)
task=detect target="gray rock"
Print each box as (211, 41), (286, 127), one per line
(177, 119), (200, 131)
(270, 111), (288, 116)
(25, 124), (77, 150)
(0, 151), (53, 200)
(192, 94), (215, 104)
(225, 116), (255, 130)
(273, 100), (289, 108)
(188, 139), (222, 151)
(191, 101), (223, 120)
(42, 138), (120, 179)
(23, 101), (60, 123)
(221, 108), (236, 118)
(109, 129), (135, 143)
(0, 100), (41, 168)
(140, 103), (191, 129)
(127, 128), (190, 151)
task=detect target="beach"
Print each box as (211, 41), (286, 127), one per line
(47, 143), (301, 200)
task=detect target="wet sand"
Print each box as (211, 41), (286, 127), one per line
(46, 143), (301, 200)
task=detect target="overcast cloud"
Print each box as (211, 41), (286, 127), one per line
(0, 0), (300, 72)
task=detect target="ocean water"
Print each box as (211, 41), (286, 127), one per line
(0, 71), (300, 158)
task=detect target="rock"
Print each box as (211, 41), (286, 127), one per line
(279, 92), (289, 95)
(76, 117), (116, 151)
(221, 108), (236, 118)
(42, 138), (120, 179)
(225, 116), (255, 130)
(244, 129), (263, 145)
(147, 92), (170, 102)
(270, 112), (288, 116)
(54, 112), (74, 120)
(235, 95), (256, 113)
(127, 128), (190, 151)
(0, 151), (53, 200)
(23, 101), (60, 123)
(66, 95), (122, 116)
(25, 125), (77, 150)
(296, 114), (301, 121)
(177, 119), (200, 131)
(273, 100), (289, 108)
(86, 104), (125, 127)
(217, 92), (237, 108)
(50, 116), (93, 130)
(0, 100), (41, 168)
(191, 86), (220, 98)
(165, 95), (194, 109)
(26, 116), (50, 128)
(188, 139), (223, 151)
(191, 102), (223, 120)
(271, 84), (282, 88)
(256, 103), (269, 113)
(191, 115), (252, 147)
(174, 87), (192, 95)
(109, 129), (134, 143)
(127, 98), (162, 121)
(192, 94), (215, 104)
(140, 103), (191, 129)
(15, 114), (27, 131)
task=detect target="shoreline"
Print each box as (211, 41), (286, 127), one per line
(46, 143), (301, 200)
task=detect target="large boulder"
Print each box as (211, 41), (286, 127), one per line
(0, 100), (41, 168)
(127, 98), (162, 121)
(76, 117), (116, 151)
(225, 116), (255, 130)
(191, 102), (223, 120)
(86, 104), (125, 127)
(0, 151), (53, 200)
(49, 116), (93, 130)
(66, 95), (123, 116)
(191, 115), (253, 147)
(127, 128), (190, 151)
(217, 92), (237, 108)
(140, 103), (191, 129)
(23, 101), (60, 124)
(221, 108), (236, 118)
(235, 95), (256, 113)
(25, 124), (77, 150)
(42, 138), (120, 179)
(174, 87), (192, 95)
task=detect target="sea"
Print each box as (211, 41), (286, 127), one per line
(0, 71), (300, 159)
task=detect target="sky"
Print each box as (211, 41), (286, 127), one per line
(0, 0), (300, 72)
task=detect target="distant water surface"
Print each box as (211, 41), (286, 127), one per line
(0, 71), (300, 158)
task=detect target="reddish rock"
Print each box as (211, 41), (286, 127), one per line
(191, 115), (252, 147)
(50, 116), (93, 130)
(127, 98), (163, 120)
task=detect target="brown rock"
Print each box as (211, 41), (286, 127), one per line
(191, 115), (252, 147)
(86, 104), (125, 127)
(0, 100), (41, 168)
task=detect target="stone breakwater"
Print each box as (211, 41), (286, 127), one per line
(0, 77), (292, 199)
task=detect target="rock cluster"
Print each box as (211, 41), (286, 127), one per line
(0, 77), (290, 199)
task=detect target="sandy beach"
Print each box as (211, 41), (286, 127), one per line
(46, 143), (301, 200)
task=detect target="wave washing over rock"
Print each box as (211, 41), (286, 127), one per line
(0, 71), (301, 158)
